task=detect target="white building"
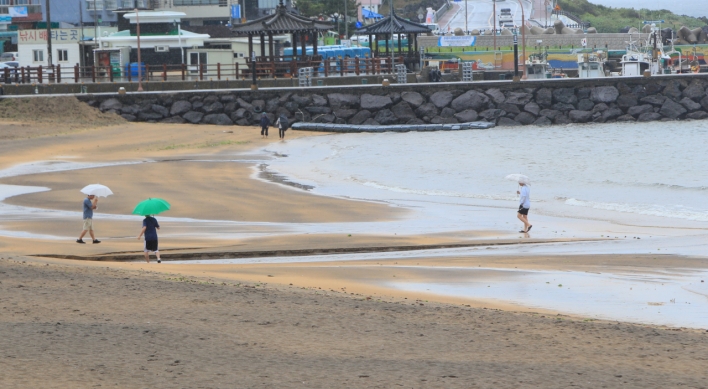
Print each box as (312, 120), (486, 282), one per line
(18, 28), (84, 67)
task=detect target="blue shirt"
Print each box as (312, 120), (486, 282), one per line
(519, 186), (531, 209)
(83, 198), (93, 219)
(142, 216), (160, 241)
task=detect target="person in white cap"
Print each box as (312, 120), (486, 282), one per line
(517, 182), (531, 233)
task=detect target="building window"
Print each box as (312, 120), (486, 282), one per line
(33, 49), (43, 62)
(104, 0), (117, 9)
(86, 0), (104, 10)
(57, 49), (68, 62)
(173, 0), (219, 5)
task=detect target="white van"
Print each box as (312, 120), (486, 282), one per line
(0, 52), (19, 62)
(423, 23), (441, 35)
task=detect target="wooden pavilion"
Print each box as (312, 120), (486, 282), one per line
(355, 11), (431, 69)
(230, 0), (333, 78)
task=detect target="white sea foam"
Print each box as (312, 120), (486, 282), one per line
(565, 198), (708, 222)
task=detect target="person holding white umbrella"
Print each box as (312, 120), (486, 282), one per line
(505, 174), (532, 233)
(76, 184), (113, 244)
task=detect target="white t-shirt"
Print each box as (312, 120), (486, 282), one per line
(519, 185), (530, 209)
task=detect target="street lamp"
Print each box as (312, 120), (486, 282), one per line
(518, 0), (526, 80)
(173, 19), (184, 65)
(135, 8), (143, 92)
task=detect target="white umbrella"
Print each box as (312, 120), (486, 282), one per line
(505, 174), (530, 185)
(80, 184), (113, 197)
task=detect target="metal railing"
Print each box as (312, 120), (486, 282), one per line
(0, 58), (408, 85)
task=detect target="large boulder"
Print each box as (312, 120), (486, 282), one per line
(505, 92), (533, 106)
(170, 100), (192, 116)
(601, 108), (623, 122)
(659, 99), (687, 119)
(202, 113), (233, 125)
(485, 88), (506, 104)
(391, 101), (416, 121)
(401, 92), (425, 108)
(687, 111), (708, 120)
(451, 90), (489, 112)
(265, 97), (280, 113)
(536, 88), (553, 108)
(682, 80), (706, 100)
(640, 95), (667, 106)
(360, 94), (393, 110)
(333, 109), (358, 119)
(617, 94), (638, 109)
(183, 111), (204, 124)
(590, 86), (619, 103)
(305, 106), (332, 114)
(430, 91), (454, 108)
(349, 110), (372, 125)
(627, 104), (654, 117)
(616, 114), (636, 122)
(151, 104), (169, 118)
(327, 93), (359, 108)
(100, 98), (122, 112)
(454, 109), (479, 122)
(498, 103), (520, 115)
(291, 95), (312, 106)
(637, 112), (662, 122)
(415, 103), (439, 118)
(533, 116), (552, 126)
(679, 97), (702, 112)
(203, 101), (224, 114)
(312, 94), (328, 106)
(479, 109), (505, 121)
(576, 99), (595, 111)
(515, 112), (536, 125)
(568, 110), (593, 123)
(662, 81), (683, 100)
(523, 102), (541, 116)
(539, 109), (561, 120)
(137, 112), (163, 121)
(497, 117), (521, 126)
(552, 88), (578, 105)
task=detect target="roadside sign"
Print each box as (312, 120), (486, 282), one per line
(231, 5), (241, 19)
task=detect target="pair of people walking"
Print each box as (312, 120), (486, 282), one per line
(76, 194), (162, 263)
(260, 113), (289, 139)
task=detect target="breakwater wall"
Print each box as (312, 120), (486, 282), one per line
(81, 74), (708, 128)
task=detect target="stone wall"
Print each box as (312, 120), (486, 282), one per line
(83, 74), (708, 127)
(419, 33), (651, 50)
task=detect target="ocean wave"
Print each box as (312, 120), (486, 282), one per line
(565, 198), (708, 222)
(599, 180), (708, 192)
(357, 180), (518, 201)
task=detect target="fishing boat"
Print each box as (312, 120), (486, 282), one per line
(577, 51), (607, 78)
(525, 51), (552, 79)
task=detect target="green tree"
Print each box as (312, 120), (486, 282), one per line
(294, 0), (359, 33)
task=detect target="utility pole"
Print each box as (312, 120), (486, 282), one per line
(344, 0), (348, 38)
(493, 0), (496, 50)
(46, 0), (53, 68)
(136, 8), (143, 92)
(464, 0), (467, 34)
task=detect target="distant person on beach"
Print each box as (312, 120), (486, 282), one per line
(77, 194), (100, 244)
(275, 115), (289, 139)
(137, 215), (161, 264)
(260, 112), (271, 138)
(517, 182), (532, 233)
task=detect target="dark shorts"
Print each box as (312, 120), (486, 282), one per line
(518, 206), (529, 215)
(144, 239), (159, 252)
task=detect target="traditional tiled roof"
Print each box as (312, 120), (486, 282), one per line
(231, 2), (333, 35)
(355, 11), (431, 35)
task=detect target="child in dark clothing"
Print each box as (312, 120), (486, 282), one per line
(137, 215), (161, 263)
(260, 113), (271, 138)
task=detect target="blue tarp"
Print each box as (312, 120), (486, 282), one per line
(362, 9), (383, 19)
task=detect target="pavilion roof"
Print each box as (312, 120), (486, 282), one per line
(355, 11), (431, 34)
(231, 2), (333, 35)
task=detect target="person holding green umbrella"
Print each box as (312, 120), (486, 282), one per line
(133, 198), (170, 264)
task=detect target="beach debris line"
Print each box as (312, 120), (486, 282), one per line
(291, 122), (495, 133)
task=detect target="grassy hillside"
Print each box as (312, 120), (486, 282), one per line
(557, 0), (707, 33)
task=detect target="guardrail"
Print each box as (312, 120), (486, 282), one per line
(0, 58), (413, 85)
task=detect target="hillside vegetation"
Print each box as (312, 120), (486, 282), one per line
(557, 0), (707, 33)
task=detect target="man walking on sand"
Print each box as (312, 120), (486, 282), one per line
(260, 112), (271, 138)
(517, 182), (532, 233)
(77, 194), (100, 244)
(137, 215), (161, 263)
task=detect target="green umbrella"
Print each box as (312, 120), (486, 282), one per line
(132, 198), (171, 216)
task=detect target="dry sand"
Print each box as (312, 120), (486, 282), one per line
(2, 257), (707, 389)
(1, 97), (707, 387)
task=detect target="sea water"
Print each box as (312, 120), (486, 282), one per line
(265, 121), (708, 233)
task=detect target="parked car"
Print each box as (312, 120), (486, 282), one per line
(0, 62), (18, 82)
(0, 52), (19, 62)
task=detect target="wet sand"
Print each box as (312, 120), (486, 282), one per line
(1, 105), (707, 387)
(2, 257), (708, 388)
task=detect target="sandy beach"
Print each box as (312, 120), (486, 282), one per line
(1, 97), (707, 387)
